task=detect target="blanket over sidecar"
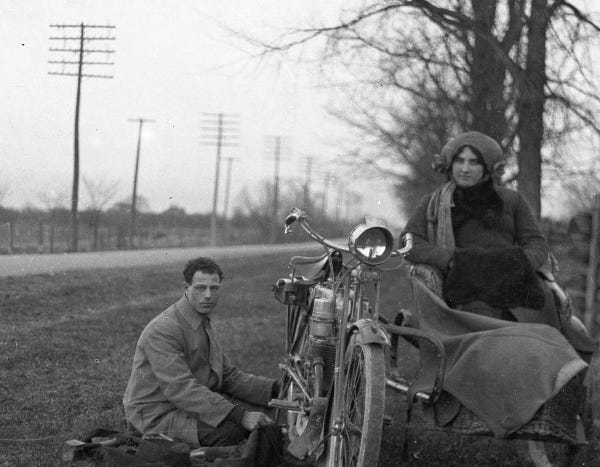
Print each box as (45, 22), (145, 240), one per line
(404, 274), (591, 439)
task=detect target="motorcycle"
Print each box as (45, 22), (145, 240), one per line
(269, 208), (439, 466)
(269, 207), (596, 467)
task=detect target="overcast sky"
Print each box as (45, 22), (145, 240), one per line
(1, 0), (399, 224)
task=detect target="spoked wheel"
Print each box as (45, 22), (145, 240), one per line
(527, 439), (581, 467)
(318, 341), (386, 467)
(527, 357), (597, 467)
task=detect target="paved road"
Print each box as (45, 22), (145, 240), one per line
(0, 242), (323, 277)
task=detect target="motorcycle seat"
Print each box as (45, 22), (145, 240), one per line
(289, 253), (329, 283)
(289, 253), (329, 266)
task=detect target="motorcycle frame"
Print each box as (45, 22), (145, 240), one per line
(282, 210), (399, 456)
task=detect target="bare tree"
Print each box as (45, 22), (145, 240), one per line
(0, 178), (10, 206)
(244, 0), (600, 218)
(82, 176), (119, 250)
(561, 175), (600, 213)
(237, 179), (315, 242)
(38, 190), (69, 253)
(330, 82), (465, 216)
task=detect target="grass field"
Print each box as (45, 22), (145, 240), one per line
(1, 248), (599, 466)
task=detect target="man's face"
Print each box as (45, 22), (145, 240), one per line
(185, 271), (222, 315)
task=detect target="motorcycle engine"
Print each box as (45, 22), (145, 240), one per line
(307, 296), (337, 395)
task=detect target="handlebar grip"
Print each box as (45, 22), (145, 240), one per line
(284, 208), (307, 234)
(285, 212), (299, 226)
(393, 232), (413, 256)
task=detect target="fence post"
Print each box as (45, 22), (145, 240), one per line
(50, 210), (56, 254)
(39, 220), (44, 247)
(584, 194), (600, 333)
(9, 221), (14, 253)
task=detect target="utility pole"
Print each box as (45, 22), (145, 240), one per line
(320, 173), (331, 221)
(49, 23), (115, 252)
(265, 136), (289, 243)
(222, 157), (236, 243)
(344, 192), (353, 222)
(334, 178), (344, 223)
(302, 156), (313, 210)
(200, 113), (239, 246)
(128, 118), (155, 249)
(354, 193), (364, 220)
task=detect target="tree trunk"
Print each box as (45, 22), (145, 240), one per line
(470, 0), (507, 143)
(517, 0), (549, 219)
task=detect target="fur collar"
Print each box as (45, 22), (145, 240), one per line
(452, 177), (503, 229)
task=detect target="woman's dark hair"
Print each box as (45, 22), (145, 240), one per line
(451, 145), (488, 174)
(183, 257), (224, 284)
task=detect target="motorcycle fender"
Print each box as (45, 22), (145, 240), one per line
(348, 319), (390, 347)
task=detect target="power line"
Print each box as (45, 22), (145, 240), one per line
(320, 172), (332, 220)
(222, 157), (236, 243)
(48, 22), (115, 252)
(300, 156), (313, 210)
(333, 177), (344, 223)
(127, 118), (155, 249)
(264, 136), (291, 243)
(200, 113), (240, 246)
(222, 157), (236, 219)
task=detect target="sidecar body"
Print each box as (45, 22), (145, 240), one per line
(384, 263), (598, 465)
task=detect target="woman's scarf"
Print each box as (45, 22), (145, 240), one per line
(426, 181), (456, 249)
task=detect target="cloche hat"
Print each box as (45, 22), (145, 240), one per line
(434, 131), (505, 174)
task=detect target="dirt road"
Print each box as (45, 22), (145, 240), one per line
(0, 242), (322, 277)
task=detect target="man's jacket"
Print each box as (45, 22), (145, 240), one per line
(123, 296), (274, 447)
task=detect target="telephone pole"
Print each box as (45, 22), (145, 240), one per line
(334, 178), (344, 223)
(200, 113), (239, 246)
(320, 172), (332, 221)
(222, 157), (236, 219)
(301, 156), (313, 210)
(265, 136), (289, 243)
(222, 157), (236, 243)
(128, 118), (155, 249)
(49, 23), (115, 252)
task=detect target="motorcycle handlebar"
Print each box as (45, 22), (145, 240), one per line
(284, 208), (414, 262)
(391, 233), (413, 257)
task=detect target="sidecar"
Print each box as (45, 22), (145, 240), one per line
(383, 263), (599, 467)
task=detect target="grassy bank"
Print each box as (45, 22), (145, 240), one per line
(0, 249), (598, 466)
(0, 253), (300, 466)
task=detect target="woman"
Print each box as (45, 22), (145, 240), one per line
(399, 131), (593, 439)
(402, 131), (558, 326)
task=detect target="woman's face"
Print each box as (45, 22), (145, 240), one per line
(451, 147), (486, 187)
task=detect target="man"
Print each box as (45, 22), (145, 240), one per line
(123, 257), (277, 448)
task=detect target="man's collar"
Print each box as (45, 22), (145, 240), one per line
(175, 295), (208, 331)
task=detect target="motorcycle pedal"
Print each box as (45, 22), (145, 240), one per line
(268, 399), (304, 412)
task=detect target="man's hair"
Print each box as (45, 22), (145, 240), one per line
(183, 257), (224, 284)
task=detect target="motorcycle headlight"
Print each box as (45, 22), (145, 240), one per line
(348, 224), (394, 265)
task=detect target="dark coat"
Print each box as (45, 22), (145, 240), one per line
(403, 184), (549, 272)
(403, 183), (554, 324)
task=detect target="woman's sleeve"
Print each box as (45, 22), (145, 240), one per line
(401, 193), (454, 271)
(513, 191), (550, 270)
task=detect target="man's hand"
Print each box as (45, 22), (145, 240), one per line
(241, 411), (274, 431)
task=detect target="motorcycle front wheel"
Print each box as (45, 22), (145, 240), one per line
(318, 341), (386, 467)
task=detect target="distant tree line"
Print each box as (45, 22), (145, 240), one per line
(0, 196), (359, 255)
